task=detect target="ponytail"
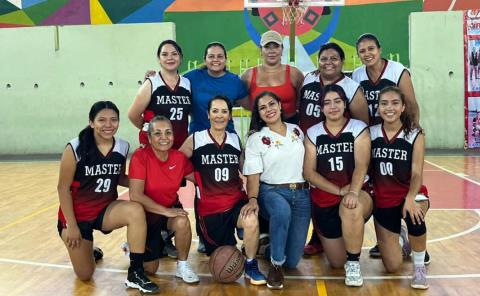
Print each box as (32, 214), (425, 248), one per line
(76, 126), (95, 161)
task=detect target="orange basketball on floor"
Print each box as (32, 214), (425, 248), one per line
(208, 245), (245, 283)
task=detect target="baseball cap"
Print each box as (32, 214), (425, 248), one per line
(260, 30), (283, 47)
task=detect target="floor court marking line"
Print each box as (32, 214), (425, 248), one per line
(0, 203), (58, 232)
(1, 257), (480, 280)
(360, 209), (480, 249)
(316, 280), (328, 296)
(426, 209), (480, 244)
(425, 159), (480, 186)
(0, 189), (129, 233)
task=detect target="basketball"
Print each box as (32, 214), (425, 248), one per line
(208, 245), (245, 283)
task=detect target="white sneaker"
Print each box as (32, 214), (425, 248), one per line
(344, 261), (363, 287)
(176, 262), (199, 284)
(411, 265), (429, 289)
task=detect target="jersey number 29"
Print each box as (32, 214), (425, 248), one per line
(95, 178), (111, 193)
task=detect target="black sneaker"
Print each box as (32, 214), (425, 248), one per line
(93, 247), (103, 263)
(125, 267), (160, 294)
(369, 245), (381, 258)
(266, 263), (284, 289)
(162, 238), (178, 259)
(424, 250), (431, 265)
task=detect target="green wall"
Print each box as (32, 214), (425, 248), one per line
(410, 11), (464, 149)
(0, 23), (175, 154)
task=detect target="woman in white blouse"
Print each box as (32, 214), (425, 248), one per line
(243, 91), (310, 290)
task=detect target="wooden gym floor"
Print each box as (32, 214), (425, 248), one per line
(0, 154), (480, 295)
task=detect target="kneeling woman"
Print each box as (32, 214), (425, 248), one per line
(128, 116), (199, 283)
(244, 91), (310, 290)
(303, 84), (372, 287)
(179, 95), (266, 285)
(370, 86), (429, 289)
(57, 101), (158, 294)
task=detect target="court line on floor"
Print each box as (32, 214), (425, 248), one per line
(1, 257), (480, 281)
(0, 189), (129, 232)
(425, 159), (480, 186)
(0, 203), (58, 232)
(316, 280), (327, 296)
(427, 210), (480, 243)
(359, 209), (480, 249)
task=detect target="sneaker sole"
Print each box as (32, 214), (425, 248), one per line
(345, 279), (363, 287)
(124, 280), (160, 294)
(267, 283), (283, 289)
(411, 283), (429, 289)
(175, 273), (200, 284)
(244, 275), (266, 285)
(166, 253), (178, 259)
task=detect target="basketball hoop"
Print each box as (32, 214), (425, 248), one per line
(282, 0), (308, 26)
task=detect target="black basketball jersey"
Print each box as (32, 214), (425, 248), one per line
(352, 60), (407, 125)
(370, 124), (421, 208)
(307, 119), (367, 207)
(146, 73), (192, 149)
(299, 72), (360, 133)
(191, 130), (245, 216)
(58, 137), (129, 223)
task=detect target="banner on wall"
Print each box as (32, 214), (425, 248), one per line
(464, 10), (480, 149)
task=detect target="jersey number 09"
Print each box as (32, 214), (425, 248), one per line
(214, 168), (229, 182)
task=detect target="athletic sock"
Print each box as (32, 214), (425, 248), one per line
(246, 258), (254, 263)
(412, 250), (426, 266)
(346, 251), (360, 262)
(129, 252), (144, 270)
(177, 260), (187, 268)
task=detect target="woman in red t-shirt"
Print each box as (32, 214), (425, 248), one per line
(129, 116), (199, 284)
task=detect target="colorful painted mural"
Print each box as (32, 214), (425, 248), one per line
(1, 0), (479, 74)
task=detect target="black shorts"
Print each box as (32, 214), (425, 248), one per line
(312, 203), (342, 239)
(144, 212), (169, 262)
(143, 202), (183, 262)
(198, 199), (248, 256)
(57, 205), (111, 241)
(374, 198), (430, 234)
(312, 201), (372, 239)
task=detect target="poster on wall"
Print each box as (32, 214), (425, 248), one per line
(467, 97), (480, 148)
(464, 10), (480, 149)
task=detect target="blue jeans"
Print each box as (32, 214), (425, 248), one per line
(258, 183), (311, 268)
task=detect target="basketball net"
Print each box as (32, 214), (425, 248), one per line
(282, 0), (308, 26)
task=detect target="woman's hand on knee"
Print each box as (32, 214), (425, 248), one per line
(66, 224), (82, 249)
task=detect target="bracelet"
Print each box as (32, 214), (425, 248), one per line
(249, 196), (257, 200)
(348, 191), (359, 196)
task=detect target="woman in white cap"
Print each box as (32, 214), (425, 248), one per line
(241, 30), (304, 124)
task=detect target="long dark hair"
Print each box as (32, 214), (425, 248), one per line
(355, 33), (381, 51)
(157, 39), (183, 59)
(322, 84), (348, 119)
(76, 101), (119, 161)
(248, 91), (284, 134)
(322, 84), (348, 107)
(378, 86), (420, 136)
(202, 42), (228, 72)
